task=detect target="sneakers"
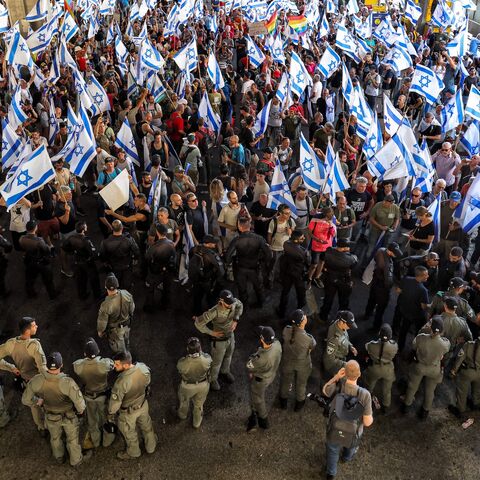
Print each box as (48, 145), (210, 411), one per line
(61, 270), (74, 278)
(220, 372), (235, 384)
(116, 451), (139, 460)
(418, 407), (429, 420)
(448, 404), (461, 418)
(210, 380), (221, 391)
(258, 416), (269, 430)
(73, 450), (93, 467)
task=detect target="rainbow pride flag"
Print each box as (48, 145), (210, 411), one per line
(288, 14), (308, 34)
(64, 0), (74, 15)
(265, 10), (278, 35)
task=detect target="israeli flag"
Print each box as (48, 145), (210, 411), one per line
(356, 14), (372, 39)
(253, 99), (272, 139)
(326, 0), (338, 14)
(72, 69), (93, 111)
(1, 120), (22, 169)
(459, 174), (480, 233)
(465, 85), (480, 122)
(383, 45), (412, 74)
(446, 25), (470, 58)
(325, 142), (350, 203)
(25, 0), (48, 22)
(198, 92), (221, 132)
(115, 36), (128, 77)
(461, 121), (480, 156)
(61, 12), (78, 43)
(432, 1), (454, 28)
(106, 21), (115, 45)
(246, 35), (266, 69)
(173, 38), (198, 73)
(299, 132), (326, 192)
(147, 74), (166, 103)
(289, 51), (312, 98)
(6, 28), (33, 68)
(336, 24), (360, 63)
(270, 35), (286, 65)
(58, 40), (77, 69)
(383, 94), (404, 137)
(51, 102), (80, 163)
(405, 0), (422, 24)
(427, 194), (442, 242)
(442, 89), (465, 133)
(66, 103), (96, 178)
(267, 160), (298, 217)
(342, 62), (356, 107)
(7, 87), (29, 130)
(87, 76), (111, 117)
(347, 0), (359, 15)
(373, 19), (398, 48)
(207, 52), (225, 90)
(318, 45), (341, 79)
(363, 112), (383, 159)
(130, 2), (140, 21)
(115, 118), (140, 167)
(5, 140), (31, 183)
(47, 98), (59, 146)
(275, 72), (289, 105)
(0, 145), (55, 210)
(0, 4), (9, 34)
(99, 0), (115, 15)
(319, 13), (329, 38)
(413, 139), (435, 193)
(411, 65), (445, 105)
(142, 39), (165, 72)
(27, 17), (57, 55)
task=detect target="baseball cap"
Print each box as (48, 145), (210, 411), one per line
(219, 290), (235, 305)
(177, 98), (188, 105)
(431, 316), (444, 334)
(290, 309), (305, 325)
(174, 165), (184, 173)
(384, 194), (395, 202)
(450, 191), (462, 202)
(258, 325), (275, 344)
(105, 274), (119, 291)
(203, 234), (219, 244)
(337, 310), (357, 328)
(104, 157), (114, 163)
(47, 352), (63, 370)
(379, 324), (392, 341)
(444, 296), (458, 310)
(336, 238), (351, 248)
(84, 338), (100, 358)
(387, 242), (403, 258)
(187, 133), (195, 142)
(450, 277), (468, 288)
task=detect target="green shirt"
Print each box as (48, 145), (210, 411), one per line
(370, 201), (400, 232)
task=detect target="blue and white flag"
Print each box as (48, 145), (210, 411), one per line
(267, 160), (297, 217)
(342, 62), (356, 107)
(0, 4), (9, 34)
(446, 25), (469, 58)
(253, 99), (272, 138)
(147, 74), (166, 102)
(1, 120), (22, 169)
(100, 0), (115, 15)
(383, 94), (404, 137)
(0, 144), (55, 210)
(410, 65), (445, 105)
(318, 45), (341, 79)
(459, 174), (480, 233)
(336, 23), (360, 63)
(47, 98), (59, 146)
(25, 0), (48, 22)
(60, 12), (79, 43)
(347, 0), (359, 15)
(246, 35), (266, 69)
(142, 39), (165, 72)
(355, 14), (372, 39)
(351, 86), (373, 140)
(106, 20), (115, 44)
(173, 38), (198, 73)
(299, 132), (326, 192)
(428, 194), (442, 242)
(130, 2), (140, 21)
(7, 87), (28, 129)
(86, 76), (111, 117)
(270, 35), (286, 65)
(207, 52), (225, 89)
(405, 0), (422, 24)
(461, 121), (480, 156)
(432, 1), (454, 28)
(275, 72), (289, 105)
(319, 13), (329, 38)
(198, 92), (221, 132)
(373, 19), (398, 48)
(363, 112), (383, 159)
(325, 141), (350, 204)
(66, 103), (96, 178)
(326, 0), (338, 14)
(289, 51), (312, 98)
(6, 28), (33, 68)
(26, 17), (56, 55)
(51, 102), (80, 162)
(115, 118), (140, 167)
(413, 139), (435, 193)
(58, 40), (77, 69)
(465, 85), (480, 122)
(382, 45), (412, 74)
(72, 68), (93, 111)
(441, 89), (465, 133)
(115, 36), (128, 77)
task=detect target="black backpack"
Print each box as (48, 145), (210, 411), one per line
(326, 388), (365, 449)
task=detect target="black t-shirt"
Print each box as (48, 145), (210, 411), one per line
(239, 127), (254, 152)
(54, 201), (76, 234)
(382, 69), (396, 91)
(345, 189), (372, 215)
(399, 198), (424, 229)
(419, 123), (441, 147)
(398, 276), (429, 318)
(250, 201), (276, 239)
(33, 185), (56, 221)
(186, 207), (206, 242)
(410, 221), (435, 251)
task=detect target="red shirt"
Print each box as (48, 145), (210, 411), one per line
(309, 218), (336, 252)
(169, 111), (184, 142)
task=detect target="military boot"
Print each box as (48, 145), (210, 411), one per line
(279, 397), (288, 410)
(294, 400), (305, 412)
(246, 412), (258, 433)
(258, 416), (269, 430)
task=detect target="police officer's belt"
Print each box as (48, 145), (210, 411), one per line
(183, 377), (208, 384)
(120, 397), (145, 412)
(373, 360), (392, 365)
(212, 336), (230, 342)
(84, 390), (108, 399)
(109, 321), (130, 330)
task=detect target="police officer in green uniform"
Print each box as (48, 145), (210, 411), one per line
(363, 324), (398, 413)
(194, 290), (243, 391)
(0, 359), (19, 428)
(0, 317), (47, 436)
(176, 337), (212, 428)
(279, 309), (316, 411)
(246, 326), (282, 432)
(97, 274), (135, 354)
(323, 311), (358, 378)
(108, 351), (157, 460)
(429, 277), (477, 327)
(22, 352), (91, 466)
(73, 338), (115, 448)
(448, 334), (480, 417)
(402, 317), (451, 419)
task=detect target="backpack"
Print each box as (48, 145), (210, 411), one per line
(326, 388), (365, 449)
(270, 216), (295, 238)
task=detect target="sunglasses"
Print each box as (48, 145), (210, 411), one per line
(188, 198), (198, 202)
(412, 194), (420, 197)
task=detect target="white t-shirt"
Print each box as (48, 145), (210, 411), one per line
(268, 218), (295, 251)
(10, 202), (31, 233)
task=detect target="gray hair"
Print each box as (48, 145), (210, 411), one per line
(356, 176), (368, 185)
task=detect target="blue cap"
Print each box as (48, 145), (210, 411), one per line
(450, 191), (462, 202)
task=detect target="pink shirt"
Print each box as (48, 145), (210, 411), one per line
(309, 219), (336, 252)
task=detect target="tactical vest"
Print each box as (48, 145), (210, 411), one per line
(77, 359), (109, 394)
(11, 340), (38, 381)
(42, 374), (74, 413)
(121, 367), (148, 408)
